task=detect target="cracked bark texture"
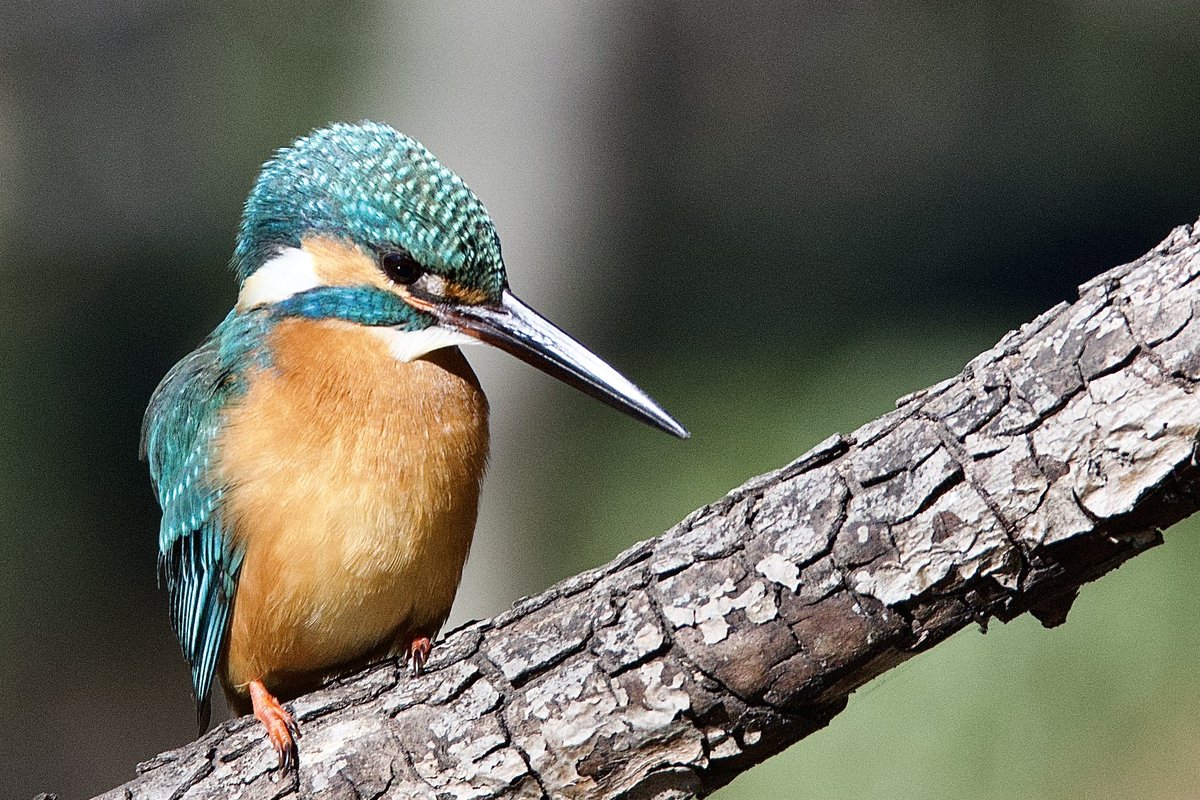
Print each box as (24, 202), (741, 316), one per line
(92, 220), (1200, 800)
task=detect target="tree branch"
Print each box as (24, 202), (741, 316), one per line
(93, 221), (1200, 800)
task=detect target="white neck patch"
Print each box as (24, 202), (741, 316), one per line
(237, 247), (322, 311)
(370, 326), (479, 362)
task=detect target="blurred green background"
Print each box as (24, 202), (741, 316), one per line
(3, 2), (1200, 797)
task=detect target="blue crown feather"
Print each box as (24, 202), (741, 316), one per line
(232, 121), (505, 299)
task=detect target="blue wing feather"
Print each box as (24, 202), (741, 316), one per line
(141, 310), (269, 729)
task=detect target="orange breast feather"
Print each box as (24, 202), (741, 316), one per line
(214, 318), (489, 705)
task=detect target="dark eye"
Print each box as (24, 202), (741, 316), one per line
(379, 250), (423, 285)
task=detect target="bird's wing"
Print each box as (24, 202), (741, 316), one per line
(141, 311), (262, 730)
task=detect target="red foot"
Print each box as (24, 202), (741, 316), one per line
(249, 680), (299, 770)
(408, 636), (433, 676)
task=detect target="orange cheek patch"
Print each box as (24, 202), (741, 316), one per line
(300, 235), (492, 308)
(301, 235), (390, 290)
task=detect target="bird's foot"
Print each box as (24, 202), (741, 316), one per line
(408, 636), (433, 676)
(249, 679), (299, 770)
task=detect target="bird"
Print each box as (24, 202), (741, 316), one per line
(141, 120), (688, 769)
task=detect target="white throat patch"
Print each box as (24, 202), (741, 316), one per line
(370, 326), (479, 362)
(237, 247), (322, 311)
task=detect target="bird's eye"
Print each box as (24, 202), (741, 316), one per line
(379, 250), (423, 285)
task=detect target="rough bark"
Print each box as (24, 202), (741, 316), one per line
(91, 221), (1200, 799)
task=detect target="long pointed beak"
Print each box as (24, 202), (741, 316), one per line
(418, 289), (688, 439)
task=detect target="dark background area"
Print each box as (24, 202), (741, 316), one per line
(3, 3), (1200, 797)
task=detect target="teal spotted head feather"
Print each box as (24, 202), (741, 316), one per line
(233, 120), (504, 297)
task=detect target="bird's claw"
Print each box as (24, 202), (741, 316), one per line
(408, 636), (432, 676)
(250, 679), (299, 771)
(265, 708), (299, 771)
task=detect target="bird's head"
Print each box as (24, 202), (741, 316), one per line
(232, 121), (687, 438)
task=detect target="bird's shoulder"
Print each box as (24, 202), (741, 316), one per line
(141, 310), (273, 550)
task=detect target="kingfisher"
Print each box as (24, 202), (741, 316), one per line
(141, 121), (687, 769)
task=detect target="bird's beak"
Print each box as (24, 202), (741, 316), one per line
(412, 288), (689, 439)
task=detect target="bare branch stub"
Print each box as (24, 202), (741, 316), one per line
(94, 221), (1200, 800)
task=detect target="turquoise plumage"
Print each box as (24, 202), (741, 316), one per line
(141, 311), (270, 729)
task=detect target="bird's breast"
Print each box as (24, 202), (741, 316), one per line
(215, 317), (489, 696)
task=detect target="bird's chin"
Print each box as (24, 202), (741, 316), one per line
(368, 325), (479, 363)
